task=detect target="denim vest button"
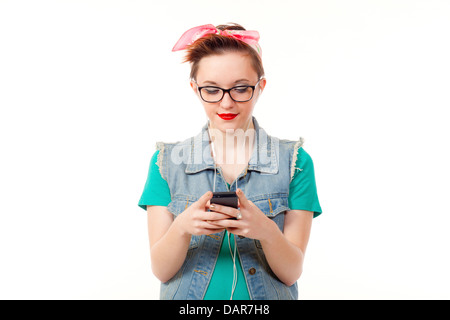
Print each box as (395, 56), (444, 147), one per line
(248, 267), (256, 275)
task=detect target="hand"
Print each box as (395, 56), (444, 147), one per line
(208, 189), (278, 241)
(175, 191), (231, 236)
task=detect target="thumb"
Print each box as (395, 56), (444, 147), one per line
(236, 189), (250, 207)
(196, 191), (213, 207)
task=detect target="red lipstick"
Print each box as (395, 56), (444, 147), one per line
(218, 113), (238, 121)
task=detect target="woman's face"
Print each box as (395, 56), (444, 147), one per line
(191, 52), (266, 133)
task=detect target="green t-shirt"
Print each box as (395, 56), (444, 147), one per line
(138, 147), (322, 299)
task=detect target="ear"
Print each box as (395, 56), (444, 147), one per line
(254, 78), (266, 102)
(258, 78), (267, 94)
(190, 80), (198, 94)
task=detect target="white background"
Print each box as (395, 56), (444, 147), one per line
(1, 0), (449, 299)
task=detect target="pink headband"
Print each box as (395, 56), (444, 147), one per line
(172, 24), (262, 56)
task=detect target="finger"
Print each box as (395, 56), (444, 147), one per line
(202, 221), (227, 230)
(195, 191), (213, 208)
(208, 219), (240, 229)
(236, 189), (250, 208)
(209, 203), (239, 218)
(204, 211), (235, 221)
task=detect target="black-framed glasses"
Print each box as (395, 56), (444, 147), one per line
(194, 79), (263, 103)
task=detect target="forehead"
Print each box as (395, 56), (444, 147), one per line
(196, 52), (258, 85)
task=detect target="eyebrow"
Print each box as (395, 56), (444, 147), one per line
(201, 79), (251, 86)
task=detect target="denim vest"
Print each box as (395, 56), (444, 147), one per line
(155, 117), (304, 300)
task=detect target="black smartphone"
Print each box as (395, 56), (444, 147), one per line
(210, 191), (238, 219)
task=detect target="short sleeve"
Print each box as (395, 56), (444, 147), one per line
(138, 150), (171, 210)
(288, 148), (322, 218)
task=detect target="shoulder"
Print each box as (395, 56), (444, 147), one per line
(150, 149), (160, 162)
(296, 147), (313, 166)
(155, 137), (191, 152)
(155, 136), (195, 161)
(277, 137), (304, 151)
(274, 137), (314, 181)
(275, 137), (306, 163)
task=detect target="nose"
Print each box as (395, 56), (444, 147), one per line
(219, 91), (235, 109)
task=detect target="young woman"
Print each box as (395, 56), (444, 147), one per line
(138, 23), (322, 300)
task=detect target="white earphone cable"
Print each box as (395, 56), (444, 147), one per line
(208, 118), (252, 300)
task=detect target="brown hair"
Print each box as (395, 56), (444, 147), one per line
(183, 23), (265, 80)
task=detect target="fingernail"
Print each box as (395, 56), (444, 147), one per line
(210, 204), (215, 210)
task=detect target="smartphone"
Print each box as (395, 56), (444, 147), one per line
(210, 191), (238, 219)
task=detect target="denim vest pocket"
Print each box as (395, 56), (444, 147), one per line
(167, 194), (201, 250)
(249, 193), (289, 217)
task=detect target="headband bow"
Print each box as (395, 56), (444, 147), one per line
(172, 24), (262, 56)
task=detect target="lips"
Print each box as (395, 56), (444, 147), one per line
(218, 113), (238, 120)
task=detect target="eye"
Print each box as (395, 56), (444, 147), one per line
(233, 86), (251, 94)
(203, 87), (221, 95)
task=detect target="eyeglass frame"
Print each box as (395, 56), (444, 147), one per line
(192, 78), (264, 103)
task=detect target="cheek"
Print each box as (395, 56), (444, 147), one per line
(202, 103), (217, 116)
(240, 101), (257, 115)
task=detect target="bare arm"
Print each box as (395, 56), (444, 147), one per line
(259, 209), (313, 286)
(147, 205), (190, 283)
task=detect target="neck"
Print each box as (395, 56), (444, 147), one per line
(208, 118), (255, 166)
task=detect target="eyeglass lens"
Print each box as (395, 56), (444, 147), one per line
(200, 86), (254, 103)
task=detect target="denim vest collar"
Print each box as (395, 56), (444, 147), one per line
(185, 117), (278, 175)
